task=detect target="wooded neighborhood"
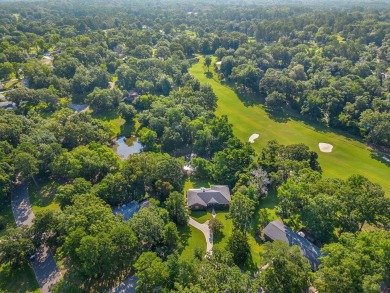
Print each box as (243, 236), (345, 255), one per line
(0, 0), (389, 292)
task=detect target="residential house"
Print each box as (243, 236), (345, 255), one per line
(262, 220), (322, 271)
(186, 185), (231, 210)
(122, 90), (139, 102)
(0, 101), (17, 110)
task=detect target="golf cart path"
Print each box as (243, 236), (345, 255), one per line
(11, 182), (62, 293)
(188, 217), (213, 253)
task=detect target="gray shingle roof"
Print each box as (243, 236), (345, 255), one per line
(187, 185), (231, 207)
(262, 220), (322, 271)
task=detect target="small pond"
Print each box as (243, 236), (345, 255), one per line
(113, 136), (143, 160)
(112, 201), (140, 221)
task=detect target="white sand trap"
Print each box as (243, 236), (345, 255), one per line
(319, 143), (333, 153)
(249, 134), (259, 143)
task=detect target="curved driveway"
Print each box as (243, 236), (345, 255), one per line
(188, 217), (213, 254)
(11, 182), (61, 293)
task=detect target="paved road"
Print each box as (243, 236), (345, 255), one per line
(188, 217), (213, 253)
(108, 275), (138, 293)
(11, 182), (62, 293)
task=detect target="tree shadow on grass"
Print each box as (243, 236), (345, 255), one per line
(91, 109), (120, 121)
(178, 224), (192, 253)
(204, 71), (213, 79)
(233, 87), (263, 107)
(243, 251), (258, 273)
(264, 108), (290, 123)
(370, 152), (390, 168)
(29, 177), (59, 209)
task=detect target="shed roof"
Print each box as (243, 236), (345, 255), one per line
(262, 220), (322, 270)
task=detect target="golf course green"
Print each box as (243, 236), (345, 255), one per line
(189, 56), (390, 196)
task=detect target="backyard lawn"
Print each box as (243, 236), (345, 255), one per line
(189, 56), (390, 196)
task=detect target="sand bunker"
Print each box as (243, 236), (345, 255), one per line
(249, 134), (259, 143)
(319, 143), (333, 153)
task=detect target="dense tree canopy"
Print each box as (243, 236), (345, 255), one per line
(0, 1), (389, 292)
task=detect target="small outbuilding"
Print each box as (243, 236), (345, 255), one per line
(262, 220), (322, 271)
(187, 185), (231, 210)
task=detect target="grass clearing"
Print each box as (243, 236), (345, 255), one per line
(29, 178), (60, 214)
(189, 56), (390, 196)
(0, 263), (39, 293)
(91, 110), (136, 138)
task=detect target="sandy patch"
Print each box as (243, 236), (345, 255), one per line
(248, 134), (259, 143)
(319, 143), (333, 153)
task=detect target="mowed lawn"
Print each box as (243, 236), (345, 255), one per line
(189, 56), (390, 196)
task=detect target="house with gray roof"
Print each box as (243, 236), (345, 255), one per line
(0, 101), (17, 110)
(186, 185), (231, 210)
(262, 220), (322, 271)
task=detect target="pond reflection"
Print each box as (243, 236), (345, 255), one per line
(113, 136), (143, 160)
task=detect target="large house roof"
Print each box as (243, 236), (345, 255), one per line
(187, 185), (231, 207)
(262, 220), (322, 271)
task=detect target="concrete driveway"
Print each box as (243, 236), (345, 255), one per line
(11, 182), (62, 293)
(188, 217), (213, 253)
(108, 275), (138, 293)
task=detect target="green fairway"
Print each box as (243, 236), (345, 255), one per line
(189, 56), (390, 196)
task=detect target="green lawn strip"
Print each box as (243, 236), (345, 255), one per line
(29, 178), (60, 214)
(189, 56), (390, 196)
(213, 211), (233, 249)
(190, 210), (213, 223)
(0, 263), (40, 293)
(178, 224), (206, 261)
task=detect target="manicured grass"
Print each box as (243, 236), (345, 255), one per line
(189, 56), (390, 196)
(213, 211), (233, 249)
(178, 224), (206, 261)
(0, 263), (40, 293)
(190, 210), (213, 223)
(29, 178), (60, 214)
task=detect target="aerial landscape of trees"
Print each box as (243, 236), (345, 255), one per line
(0, 0), (389, 292)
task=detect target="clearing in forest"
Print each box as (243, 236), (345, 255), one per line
(189, 56), (390, 196)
